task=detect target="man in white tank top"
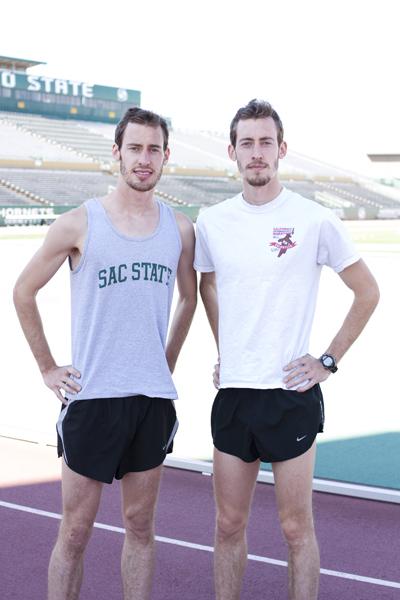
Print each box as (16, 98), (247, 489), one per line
(195, 99), (379, 600)
(14, 108), (197, 600)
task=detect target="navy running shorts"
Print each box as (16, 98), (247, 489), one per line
(57, 395), (178, 483)
(211, 385), (324, 463)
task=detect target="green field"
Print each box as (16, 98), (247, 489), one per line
(345, 220), (400, 244)
(2, 219), (400, 243)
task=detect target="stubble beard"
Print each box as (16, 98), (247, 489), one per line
(246, 174), (271, 187)
(242, 156), (279, 188)
(120, 160), (163, 192)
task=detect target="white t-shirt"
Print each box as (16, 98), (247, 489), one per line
(194, 188), (360, 389)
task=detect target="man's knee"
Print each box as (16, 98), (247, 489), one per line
(216, 509), (248, 543)
(123, 505), (155, 544)
(58, 520), (93, 559)
(279, 512), (315, 550)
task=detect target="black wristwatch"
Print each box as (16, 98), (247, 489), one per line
(319, 353), (338, 373)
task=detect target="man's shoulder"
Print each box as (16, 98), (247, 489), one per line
(196, 194), (240, 226)
(55, 203), (87, 228)
(172, 208), (193, 228)
(283, 188), (335, 219)
(172, 209), (195, 246)
(48, 203), (87, 241)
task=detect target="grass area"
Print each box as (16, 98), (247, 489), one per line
(350, 231), (400, 244)
(1, 220), (400, 244)
(0, 233), (46, 241)
(343, 220), (400, 245)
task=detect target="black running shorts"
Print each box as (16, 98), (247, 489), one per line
(56, 395), (178, 483)
(211, 386), (324, 463)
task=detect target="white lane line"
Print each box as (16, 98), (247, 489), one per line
(1, 500), (399, 590)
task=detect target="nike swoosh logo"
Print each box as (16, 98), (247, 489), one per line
(296, 435), (307, 442)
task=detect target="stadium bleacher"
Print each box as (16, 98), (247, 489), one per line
(1, 112), (112, 164)
(0, 183), (31, 205)
(0, 120), (91, 164)
(281, 180), (396, 210)
(0, 168), (115, 205)
(1, 111), (400, 221)
(157, 176), (241, 206)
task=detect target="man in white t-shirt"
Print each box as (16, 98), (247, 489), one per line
(194, 99), (379, 600)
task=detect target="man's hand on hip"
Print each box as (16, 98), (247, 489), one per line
(42, 365), (81, 405)
(283, 354), (330, 392)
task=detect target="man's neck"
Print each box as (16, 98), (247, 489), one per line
(242, 178), (283, 206)
(108, 180), (157, 215)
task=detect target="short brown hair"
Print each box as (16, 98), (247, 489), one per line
(230, 99), (284, 147)
(115, 107), (169, 151)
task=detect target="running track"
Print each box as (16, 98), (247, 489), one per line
(1, 466), (399, 599)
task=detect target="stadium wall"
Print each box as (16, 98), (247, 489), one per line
(0, 204), (200, 226)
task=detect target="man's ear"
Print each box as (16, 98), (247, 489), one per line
(112, 143), (121, 160)
(163, 147), (170, 164)
(279, 141), (287, 159)
(228, 144), (236, 162)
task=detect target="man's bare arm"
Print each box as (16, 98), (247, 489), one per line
(13, 207), (86, 403)
(165, 212), (197, 373)
(199, 271), (220, 387)
(283, 259), (380, 391)
(199, 271), (219, 346)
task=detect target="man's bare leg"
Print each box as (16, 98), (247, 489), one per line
(120, 464), (163, 600)
(213, 449), (260, 600)
(272, 442), (319, 600)
(48, 461), (103, 600)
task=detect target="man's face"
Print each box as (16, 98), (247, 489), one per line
(113, 122), (169, 192)
(229, 117), (287, 187)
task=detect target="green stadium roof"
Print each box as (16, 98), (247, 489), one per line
(0, 55), (46, 71)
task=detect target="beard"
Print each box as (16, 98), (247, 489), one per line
(120, 160), (163, 192)
(245, 174), (271, 187)
(240, 156), (279, 187)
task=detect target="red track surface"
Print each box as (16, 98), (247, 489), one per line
(1, 466), (399, 599)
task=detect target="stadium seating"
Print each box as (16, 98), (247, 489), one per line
(1, 112), (400, 220)
(0, 183), (31, 204)
(0, 119), (91, 164)
(1, 112), (112, 164)
(1, 167), (399, 216)
(157, 176), (241, 206)
(0, 168), (115, 205)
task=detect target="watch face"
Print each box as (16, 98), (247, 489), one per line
(322, 355), (334, 367)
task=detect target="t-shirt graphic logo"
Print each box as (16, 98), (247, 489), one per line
(269, 227), (296, 257)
